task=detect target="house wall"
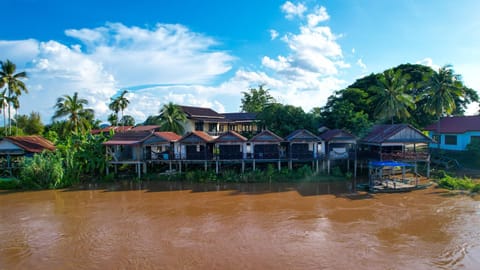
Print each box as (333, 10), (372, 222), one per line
(428, 131), (480, 151)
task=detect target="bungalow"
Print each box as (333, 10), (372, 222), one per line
(319, 129), (356, 160)
(0, 135), (56, 175)
(284, 129), (323, 160)
(425, 115), (480, 151)
(143, 132), (181, 160)
(249, 130), (284, 159)
(214, 130), (248, 160)
(178, 131), (215, 160)
(359, 124), (432, 162)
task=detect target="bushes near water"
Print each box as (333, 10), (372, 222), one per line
(436, 173), (480, 193)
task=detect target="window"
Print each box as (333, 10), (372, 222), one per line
(242, 123), (252, 132)
(208, 123), (217, 132)
(471, 136), (480, 144)
(195, 121), (204, 131)
(444, 135), (457, 145)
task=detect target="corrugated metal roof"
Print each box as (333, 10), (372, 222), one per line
(249, 130), (283, 143)
(180, 106), (224, 119)
(103, 131), (152, 145)
(361, 124), (432, 144)
(130, 125), (160, 132)
(4, 136), (56, 153)
(179, 131), (214, 143)
(319, 129), (356, 142)
(154, 132), (182, 142)
(222, 112), (257, 122)
(284, 129), (321, 142)
(215, 130), (248, 143)
(424, 115), (480, 133)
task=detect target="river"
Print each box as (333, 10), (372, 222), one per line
(1, 181), (479, 270)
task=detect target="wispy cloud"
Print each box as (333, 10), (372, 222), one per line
(270, 29), (279, 40)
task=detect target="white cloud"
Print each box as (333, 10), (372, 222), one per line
(307, 6), (329, 27)
(281, 1), (307, 19)
(416, 57), (441, 71)
(270, 29), (279, 40)
(1, 23), (235, 123)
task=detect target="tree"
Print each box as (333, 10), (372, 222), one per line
(157, 102), (187, 134)
(52, 92), (94, 134)
(241, 85), (276, 113)
(370, 69), (414, 124)
(109, 90), (129, 126)
(423, 65), (467, 149)
(120, 115), (135, 126)
(0, 60), (28, 135)
(15, 111), (44, 135)
(0, 90), (7, 135)
(108, 113), (118, 126)
(257, 103), (317, 137)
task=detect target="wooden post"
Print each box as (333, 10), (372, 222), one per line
(242, 160), (245, 173)
(253, 159), (256, 171)
(327, 159), (330, 175)
(204, 161), (208, 171)
(216, 160), (219, 174)
(278, 160), (281, 171)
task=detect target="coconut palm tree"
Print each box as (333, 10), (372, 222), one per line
(0, 60), (28, 135)
(158, 102), (187, 134)
(52, 92), (94, 134)
(371, 69), (414, 124)
(109, 90), (129, 127)
(425, 65), (464, 148)
(0, 90), (7, 135)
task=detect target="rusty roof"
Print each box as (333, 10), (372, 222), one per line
(4, 136), (56, 153)
(179, 131), (214, 143)
(424, 115), (480, 133)
(153, 132), (182, 142)
(130, 125), (160, 132)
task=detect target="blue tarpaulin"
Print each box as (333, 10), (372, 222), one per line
(369, 161), (413, 167)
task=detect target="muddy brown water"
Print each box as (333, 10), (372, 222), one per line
(0, 181), (479, 270)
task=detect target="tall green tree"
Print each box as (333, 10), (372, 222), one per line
(157, 102), (187, 134)
(370, 69), (414, 124)
(424, 65), (466, 148)
(107, 113), (118, 126)
(0, 60), (28, 135)
(241, 85), (276, 113)
(52, 92), (94, 134)
(0, 90), (7, 135)
(109, 90), (129, 126)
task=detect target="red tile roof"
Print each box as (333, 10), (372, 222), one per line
(4, 136), (56, 153)
(153, 132), (182, 142)
(424, 115), (480, 133)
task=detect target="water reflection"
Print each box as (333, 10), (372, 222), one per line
(0, 182), (479, 270)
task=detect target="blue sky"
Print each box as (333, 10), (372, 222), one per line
(1, 0), (479, 124)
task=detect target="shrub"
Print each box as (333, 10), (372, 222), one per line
(437, 174), (475, 191)
(19, 152), (65, 189)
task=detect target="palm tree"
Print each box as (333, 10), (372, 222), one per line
(109, 90), (129, 127)
(425, 65), (464, 148)
(0, 90), (7, 135)
(158, 102), (187, 134)
(371, 69), (414, 124)
(9, 95), (20, 135)
(52, 92), (94, 134)
(0, 60), (28, 135)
